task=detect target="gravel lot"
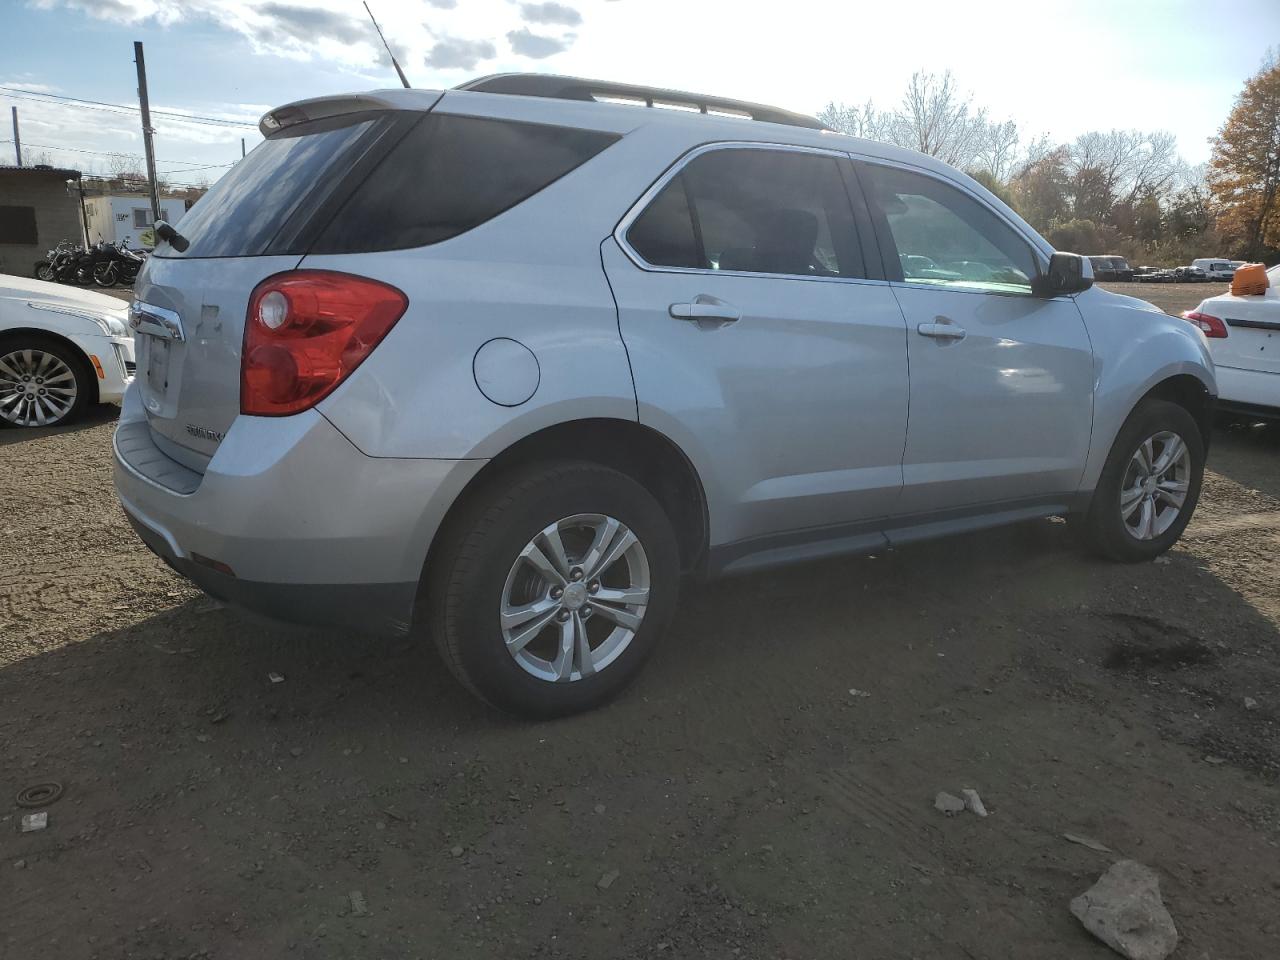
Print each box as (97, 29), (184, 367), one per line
(3, 281), (1279, 959)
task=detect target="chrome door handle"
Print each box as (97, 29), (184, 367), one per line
(669, 299), (741, 323)
(917, 319), (966, 340)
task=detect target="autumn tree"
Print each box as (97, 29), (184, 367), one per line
(1208, 51), (1280, 260)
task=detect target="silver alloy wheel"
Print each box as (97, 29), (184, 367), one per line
(500, 513), (650, 682)
(1120, 430), (1191, 540)
(0, 348), (79, 427)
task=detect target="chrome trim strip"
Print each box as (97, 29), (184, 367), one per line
(129, 300), (186, 342)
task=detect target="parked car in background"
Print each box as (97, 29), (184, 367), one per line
(1136, 267), (1176, 283)
(1, 275), (134, 427)
(1192, 258), (1239, 282)
(1185, 262), (1280, 420)
(114, 75), (1216, 717)
(1088, 256), (1134, 281)
(1175, 266), (1209, 282)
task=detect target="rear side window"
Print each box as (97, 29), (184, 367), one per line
(627, 148), (865, 279)
(311, 114), (619, 254)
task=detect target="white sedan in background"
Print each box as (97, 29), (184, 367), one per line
(0, 275), (135, 428)
(1185, 263), (1280, 420)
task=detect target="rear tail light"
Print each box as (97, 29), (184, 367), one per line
(241, 270), (407, 416)
(1182, 311), (1228, 339)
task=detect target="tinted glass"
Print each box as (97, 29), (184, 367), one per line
(627, 175), (698, 268)
(311, 114), (619, 254)
(627, 148), (864, 278)
(863, 164), (1037, 292)
(164, 113), (388, 258)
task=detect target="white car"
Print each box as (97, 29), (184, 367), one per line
(0, 275), (135, 427)
(1186, 263), (1280, 418)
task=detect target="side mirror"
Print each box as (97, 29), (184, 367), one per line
(1032, 252), (1093, 298)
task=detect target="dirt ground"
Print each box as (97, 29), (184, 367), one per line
(3, 282), (1279, 960)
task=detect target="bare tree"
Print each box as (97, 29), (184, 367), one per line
(816, 100), (892, 141)
(973, 119), (1021, 181)
(1066, 129), (1181, 211)
(893, 70), (991, 169)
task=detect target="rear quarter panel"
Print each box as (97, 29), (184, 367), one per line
(306, 108), (739, 460)
(1075, 286), (1216, 491)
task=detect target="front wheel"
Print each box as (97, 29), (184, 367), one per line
(428, 461), (680, 718)
(93, 262), (119, 287)
(1084, 399), (1204, 562)
(0, 336), (91, 428)
(34, 261), (55, 282)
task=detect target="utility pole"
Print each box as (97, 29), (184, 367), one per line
(10, 106), (20, 167)
(133, 40), (161, 224)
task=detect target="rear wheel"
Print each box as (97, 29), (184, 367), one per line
(0, 337), (91, 428)
(428, 461), (680, 718)
(1084, 399), (1204, 561)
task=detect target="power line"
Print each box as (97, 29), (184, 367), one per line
(0, 137), (237, 169)
(0, 87), (259, 128)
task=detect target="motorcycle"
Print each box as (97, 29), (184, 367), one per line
(91, 239), (147, 287)
(33, 238), (145, 287)
(33, 240), (81, 283)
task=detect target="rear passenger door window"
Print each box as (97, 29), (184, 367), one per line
(626, 147), (865, 279)
(860, 163), (1038, 293)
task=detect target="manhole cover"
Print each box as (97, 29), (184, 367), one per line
(16, 781), (63, 808)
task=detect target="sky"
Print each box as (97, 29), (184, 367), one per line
(2, 0), (1277, 187)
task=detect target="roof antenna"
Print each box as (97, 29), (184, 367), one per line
(363, 1), (410, 88)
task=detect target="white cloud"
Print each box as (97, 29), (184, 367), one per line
(507, 27), (573, 59)
(425, 37), (498, 70)
(520, 2), (582, 26)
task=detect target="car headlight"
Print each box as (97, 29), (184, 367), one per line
(27, 301), (129, 337)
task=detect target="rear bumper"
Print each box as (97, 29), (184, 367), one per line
(122, 508), (419, 635)
(1215, 364), (1280, 415)
(113, 385), (486, 636)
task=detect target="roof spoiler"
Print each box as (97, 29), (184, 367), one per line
(259, 90), (443, 137)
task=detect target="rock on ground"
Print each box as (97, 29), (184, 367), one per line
(1070, 860), (1178, 960)
(934, 791), (965, 815)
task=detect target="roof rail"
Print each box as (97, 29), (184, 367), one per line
(456, 73), (828, 131)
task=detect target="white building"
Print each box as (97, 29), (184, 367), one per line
(83, 195), (185, 249)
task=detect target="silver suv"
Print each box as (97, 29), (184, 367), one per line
(114, 75), (1216, 717)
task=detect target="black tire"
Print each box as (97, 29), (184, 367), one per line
(34, 261), (55, 282)
(427, 460), (680, 718)
(1084, 399), (1204, 562)
(0, 334), (93, 429)
(93, 262), (119, 287)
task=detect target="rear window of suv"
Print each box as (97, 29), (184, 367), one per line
(163, 111), (618, 258)
(161, 112), (392, 259)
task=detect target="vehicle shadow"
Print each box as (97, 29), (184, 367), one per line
(3, 518), (1278, 959)
(0, 402), (119, 447)
(1208, 421), (1280, 499)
